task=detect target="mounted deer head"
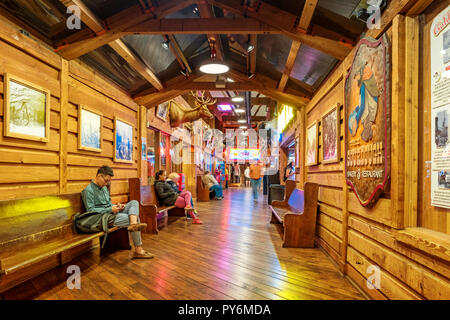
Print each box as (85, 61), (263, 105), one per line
(168, 93), (215, 127)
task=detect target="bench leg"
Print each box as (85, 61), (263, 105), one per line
(100, 228), (131, 253)
(282, 214), (315, 248)
(141, 207), (159, 234)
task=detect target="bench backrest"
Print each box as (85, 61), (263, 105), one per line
(129, 177), (162, 207)
(288, 182), (319, 218)
(0, 193), (84, 248)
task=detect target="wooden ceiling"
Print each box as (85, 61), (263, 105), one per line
(0, 0), (369, 127)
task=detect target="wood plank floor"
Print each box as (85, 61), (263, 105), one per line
(1, 187), (365, 300)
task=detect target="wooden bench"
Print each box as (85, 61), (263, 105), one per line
(0, 193), (130, 293)
(196, 175), (213, 201)
(269, 181), (319, 248)
(129, 178), (185, 234)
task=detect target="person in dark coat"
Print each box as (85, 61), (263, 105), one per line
(154, 170), (202, 224)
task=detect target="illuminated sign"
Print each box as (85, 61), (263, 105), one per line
(277, 105), (294, 133)
(218, 104), (232, 111)
(229, 148), (261, 161)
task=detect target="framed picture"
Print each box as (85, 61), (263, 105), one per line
(156, 101), (169, 121)
(306, 121), (318, 166)
(78, 105), (102, 152)
(3, 73), (50, 142)
(114, 117), (134, 163)
(321, 104), (340, 164)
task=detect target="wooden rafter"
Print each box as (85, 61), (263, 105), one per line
(208, 0), (352, 60)
(59, 0), (163, 91)
(249, 34), (257, 75)
(167, 34), (192, 74)
(278, 0), (317, 92)
(56, 0), (196, 60)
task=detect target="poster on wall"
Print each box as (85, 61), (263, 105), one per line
(345, 34), (391, 207)
(430, 5), (450, 209)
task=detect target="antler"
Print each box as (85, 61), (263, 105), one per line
(190, 91), (217, 108)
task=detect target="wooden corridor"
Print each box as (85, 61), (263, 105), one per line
(1, 187), (365, 300)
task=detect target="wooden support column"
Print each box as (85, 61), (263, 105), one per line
(299, 106), (306, 186)
(340, 81), (349, 272)
(59, 59), (69, 194)
(404, 16), (419, 227)
(139, 106), (148, 185)
(391, 15), (406, 229)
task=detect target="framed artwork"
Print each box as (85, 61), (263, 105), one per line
(78, 105), (102, 152)
(321, 104), (340, 164)
(114, 117), (134, 163)
(3, 73), (50, 142)
(305, 121), (318, 166)
(156, 101), (169, 121)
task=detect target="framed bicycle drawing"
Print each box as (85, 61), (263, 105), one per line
(3, 73), (50, 142)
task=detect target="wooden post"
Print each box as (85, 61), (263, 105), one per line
(299, 106), (306, 186)
(340, 80), (349, 272)
(404, 16), (419, 227)
(138, 105), (148, 185)
(391, 15), (406, 230)
(59, 59), (69, 194)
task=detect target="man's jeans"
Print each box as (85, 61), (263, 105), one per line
(251, 178), (262, 200)
(113, 200), (142, 246)
(210, 184), (223, 198)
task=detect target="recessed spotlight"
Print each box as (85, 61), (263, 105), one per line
(238, 119), (246, 123)
(235, 109), (245, 113)
(232, 97), (244, 102)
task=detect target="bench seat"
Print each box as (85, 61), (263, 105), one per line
(0, 194), (129, 293)
(129, 178), (186, 234)
(269, 181), (319, 248)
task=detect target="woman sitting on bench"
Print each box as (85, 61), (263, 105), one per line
(166, 172), (199, 218)
(155, 170), (202, 224)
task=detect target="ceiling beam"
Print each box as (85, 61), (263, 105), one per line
(108, 39), (163, 90)
(222, 116), (266, 122)
(278, 0), (317, 92)
(249, 34), (257, 75)
(208, 0), (352, 60)
(215, 97), (272, 105)
(167, 34), (192, 74)
(196, 0), (223, 61)
(59, 0), (163, 91)
(55, 0), (196, 60)
(125, 17), (278, 35)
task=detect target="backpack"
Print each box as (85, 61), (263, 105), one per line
(72, 211), (116, 249)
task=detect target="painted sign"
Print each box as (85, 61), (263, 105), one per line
(229, 148), (261, 161)
(430, 5), (450, 209)
(345, 34), (391, 207)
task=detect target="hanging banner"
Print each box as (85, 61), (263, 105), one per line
(345, 34), (391, 207)
(431, 5), (450, 209)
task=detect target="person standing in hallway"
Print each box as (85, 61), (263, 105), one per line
(284, 162), (296, 182)
(250, 162), (263, 201)
(244, 165), (251, 187)
(233, 164), (240, 184)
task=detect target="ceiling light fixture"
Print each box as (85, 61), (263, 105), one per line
(235, 109), (245, 113)
(232, 96), (244, 102)
(161, 38), (170, 50)
(199, 39), (229, 75)
(238, 119), (246, 123)
(247, 72), (255, 79)
(246, 41), (255, 53)
(218, 104), (232, 111)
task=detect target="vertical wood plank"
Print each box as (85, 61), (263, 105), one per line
(59, 59), (68, 194)
(391, 15), (406, 229)
(340, 79), (349, 270)
(299, 106), (306, 186)
(404, 16), (419, 227)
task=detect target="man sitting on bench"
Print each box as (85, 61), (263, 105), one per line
(81, 165), (154, 259)
(202, 171), (224, 200)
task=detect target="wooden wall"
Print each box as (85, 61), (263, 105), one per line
(295, 3), (450, 299)
(0, 16), (140, 203)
